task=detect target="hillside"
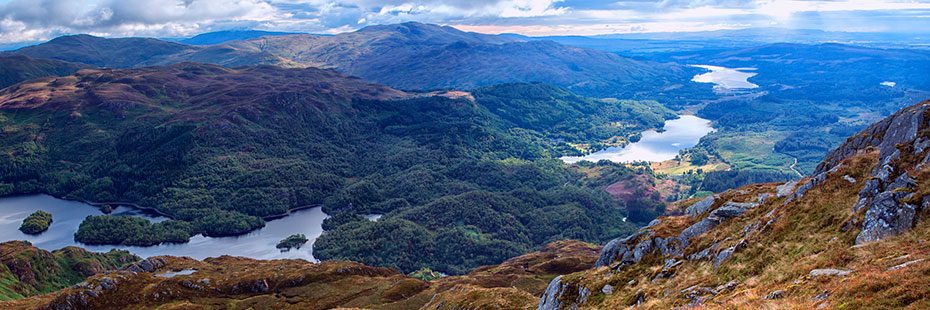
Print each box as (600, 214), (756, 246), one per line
(226, 22), (695, 98)
(537, 99), (930, 308)
(0, 63), (672, 274)
(7, 23), (699, 99)
(0, 241), (136, 300)
(8, 35), (294, 68)
(5, 99), (930, 308)
(0, 55), (88, 89)
(179, 30), (298, 45)
(0, 240), (596, 309)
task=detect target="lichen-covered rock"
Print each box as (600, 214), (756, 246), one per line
(537, 276), (588, 310)
(856, 192), (917, 244)
(809, 268), (852, 277)
(686, 196), (716, 217)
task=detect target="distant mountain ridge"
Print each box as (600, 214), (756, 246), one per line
(5, 22), (697, 99)
(179, 30), (300, 45)
(9, 34), (294, 69)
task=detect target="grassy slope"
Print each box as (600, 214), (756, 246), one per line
(0, 241), (137, 300)
(550, 102), (930, 309)
(0, 240), (597, 309)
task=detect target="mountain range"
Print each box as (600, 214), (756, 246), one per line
(3, 22), (699, 99)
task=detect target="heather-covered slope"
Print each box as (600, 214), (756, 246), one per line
(226, 22), (694, 98)
(0, 241), (136, 300)
(9, 35), (294, 68)
(9, 23), (698, 99)
(0, 55), (88, 89)
(538, 99), (930, 309)
(0, 63), (669, 274)
(0, 240), (596, 309)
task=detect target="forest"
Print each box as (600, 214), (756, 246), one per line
(0, 65), (667, 273)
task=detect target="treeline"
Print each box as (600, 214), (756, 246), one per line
(701, 170), (795, 193)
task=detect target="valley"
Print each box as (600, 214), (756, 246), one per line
(0, 13), (928, 309)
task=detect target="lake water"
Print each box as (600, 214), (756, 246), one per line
(0, 194), (329, 261)
(561, 115), (714, 164)
(691, 65), (759, 91)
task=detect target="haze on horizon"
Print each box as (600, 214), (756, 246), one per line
(1, 0), (930, 45)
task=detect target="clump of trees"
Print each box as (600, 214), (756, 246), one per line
(19, 210), (52, 234)
(276, 234), (309, 251)
(74, 216), (192, 246)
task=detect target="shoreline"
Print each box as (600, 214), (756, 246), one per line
(0, 192), (325, 228)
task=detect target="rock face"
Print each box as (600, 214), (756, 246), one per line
(817, 103), (930, 244)
(538, 276), (590, 310)
(595, 195), (762, 271)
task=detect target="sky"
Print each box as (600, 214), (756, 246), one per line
(1, 0), (930, 44)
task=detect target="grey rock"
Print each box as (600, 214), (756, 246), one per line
(646, 219), (661, 227)
(713, 247), (736, 269)
(889, 259), (925, 271)
(686, 196), (716, 217)
(888, 172), (916, 191)
(715, 280), (739, 293)
(776, 181), (798, 198)
(757, 193), (772, 203)
(601, 284), (614, 295)
(842, 175), (856, 183)
(766, 290), (786, 300)
(595, 232), (640, 267)
(812, 291), (830, 302)
(914, 137), (930, 154)
(711, 202), (756, 219)
(538, 276), (588, 310)
(538, 276), (563, 310)
(856, 192), (917, 244)
(679, 217), (719, 242)
(809, 268), (852, 277)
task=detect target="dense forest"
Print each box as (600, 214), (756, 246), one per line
(0, 64), (668, 273)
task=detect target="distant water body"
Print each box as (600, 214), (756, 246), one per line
(0, 194), (329, 261)
(691, 65), (759, 91)
(561, 115), (714, 164)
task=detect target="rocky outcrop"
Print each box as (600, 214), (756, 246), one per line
(538, 276), (590, 310)
(595, 196), (761, 270)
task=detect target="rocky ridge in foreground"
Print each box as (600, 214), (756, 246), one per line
(538, 100), (930, 309)
(0, 240), (597, 309)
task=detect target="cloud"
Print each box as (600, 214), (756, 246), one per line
(1, 0), (930, 43)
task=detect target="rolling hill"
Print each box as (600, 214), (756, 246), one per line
(0, 63), (676, 274)
(225, 22), (696, 98)
(0, 55), (88, 89)
(7, 23), (700, 100)
(8, 35), (294, 68)
(178, 30), (299, 46)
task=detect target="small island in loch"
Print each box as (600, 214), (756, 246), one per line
(276, 234), (309, 251)
(18, 211), (52, 235)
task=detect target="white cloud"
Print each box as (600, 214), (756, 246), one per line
(1, 0), (930, 43)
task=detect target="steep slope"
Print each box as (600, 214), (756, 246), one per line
(538, 99), (930, 309)
(0, 63), (667, 274)
(0, 240), (596, 309)
(0, 241), (137, 300)
(226, 22), (693, 98)
(0, 55), (88, 89)
(9, 35), (294, 68)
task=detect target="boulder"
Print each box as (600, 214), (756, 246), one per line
(809, 268), (852, 277)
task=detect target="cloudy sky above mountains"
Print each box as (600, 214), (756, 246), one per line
(1, 0), (929, 43)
